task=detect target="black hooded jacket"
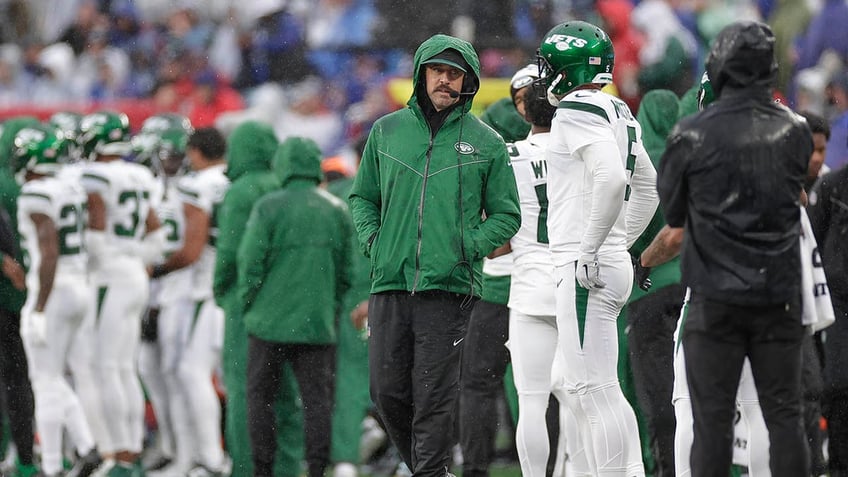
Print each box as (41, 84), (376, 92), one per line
(658, 21), (812, 306)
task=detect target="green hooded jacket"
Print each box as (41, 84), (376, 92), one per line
(213, 121), (279, 311)
(327, 177), (371, 310)
(0, 116), (40, 313)
(349, 34), (521, 297)
(479, 98), (530, 144)
(478, 98), (530, 304)
(238, 137), (353, 343)
(630, 89), (682, 303)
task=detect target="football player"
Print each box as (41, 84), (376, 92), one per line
(14, 124), (102, 477)
(538, 20), (658, 476)
(148, 127), (230, 477)
(136, 127), (193, 473)
(506, 78), (590, 476)
(76, 110), (166, 477)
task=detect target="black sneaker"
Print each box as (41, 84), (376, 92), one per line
(67, 450), (103, 477)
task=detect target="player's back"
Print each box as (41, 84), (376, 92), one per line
(81, 160), (158, 260)
(546, 88), (647, 263)
(509, 132), (552, 265)
(17, 175), (88, 289)
(176, 164), (230, 300)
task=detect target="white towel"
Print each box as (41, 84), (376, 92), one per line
(800, 207), (835, 332)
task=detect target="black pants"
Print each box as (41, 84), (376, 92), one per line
(458, 299), (510, 477)
(247, 338), (335, 477)
(0, 308), (34, 465)
(369, 291), (472, 477)
(683, 293), (808, 477)
(800, 332), (826, 475)
(825, 388), (848, 475)
(626, 284), (685, 477)
(823, 298), (848, 475)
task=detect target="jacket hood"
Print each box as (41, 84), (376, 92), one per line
(706, 21), (777, 97)
(273, 136), (323, 186)
(410, 34), (481, 113)
(479, 98), (531, 143)
(225, 120), (278, 180)
(636, 89), (680, 164)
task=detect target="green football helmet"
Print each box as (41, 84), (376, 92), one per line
(132, 113), (193, 168)
(154, 128), (190, 177)
(49, 111), (83, 161)
(697, 72), (715, 111)
(537, 21), (614, 100)
(13, 124), (70, 175)
(78, 111), (131, 160)
(140, 113), (193, 136)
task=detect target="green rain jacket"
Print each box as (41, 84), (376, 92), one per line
(630, 89), (682, 303)
(0, 116), (40, 313)
(479, 97), (530, 144)
(349, 34), (520, 297)
(213, 121), (279, 311)
(238, 137), (353, 344)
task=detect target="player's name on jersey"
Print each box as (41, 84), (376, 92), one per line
(531, 159), (547, 180)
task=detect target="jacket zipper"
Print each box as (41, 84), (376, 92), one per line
(412, 132), (435, 294)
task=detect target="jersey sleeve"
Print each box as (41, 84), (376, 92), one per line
(18, 182), (56, 219)
(625, 147), (659, 247)
(176, 175), (212, 213)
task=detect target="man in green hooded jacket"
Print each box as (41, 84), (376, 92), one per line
(349, 34), (520, 476)
(212, 121), (303, 477)
(239, 137), (352, 477)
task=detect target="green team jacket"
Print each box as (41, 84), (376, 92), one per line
(238, 137), (353, 344)
(213, 120), (280, 311)
(349, 34), (521, 297)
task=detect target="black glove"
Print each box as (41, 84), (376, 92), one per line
(632, 254), (652, 291)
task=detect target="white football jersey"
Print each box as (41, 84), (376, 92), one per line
(507, 132), (556, 316)
(81, 160), (160, 266)
(176, 164), (229, 300)
(153, 177), (192, 305)
(17, 173), (88, 293)
(546, 88), (656, 266)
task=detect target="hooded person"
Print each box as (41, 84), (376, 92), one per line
(478, 98), (530, 143)
(349, 34), (520, 476)
(325, 136), (372, 477)
(625, 89), (683, 477)
(0, 115), (39, 477)
(655, 21), (812, 475)
(211, 121), (304, 477)
(238, 136), (353, 477)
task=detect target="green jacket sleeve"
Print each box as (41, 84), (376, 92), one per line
(468, 143), (521, 258)
(348, 132), (381, 257)
(213, 190), (240, 301)
(237, 202), (271, 315)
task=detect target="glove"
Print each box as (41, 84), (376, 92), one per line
(576, 254), (606, 289)
(21, 310), (47, 346)
(632, 255), (653, 291)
